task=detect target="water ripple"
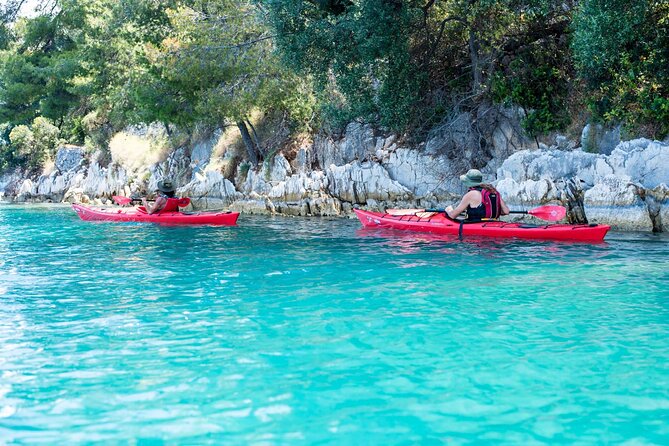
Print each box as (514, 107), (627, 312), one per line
(0, 205), (668, 444)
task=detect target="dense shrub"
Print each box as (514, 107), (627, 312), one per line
(572, 0), (669, 137)
(8, 117), (60, 170)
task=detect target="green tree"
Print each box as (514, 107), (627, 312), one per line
(0, 5), (83, 127)
(8, 116), (60, 170)
(263, 0), (422, 131)
(572, 0), (669, 136)
(140, 0), (312, 165)
(73, 0), (181, 130)
(264, 1), (574, 135)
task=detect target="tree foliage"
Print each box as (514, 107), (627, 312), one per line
(125, 1), (312, 164)
(572, 0), (669, 136)
(262, 1), (578, 135)
(0, 0), (668, 173)
(263, 0), (422, 130)
(0, 6), (82, 127)
(9, 116), (60, 169)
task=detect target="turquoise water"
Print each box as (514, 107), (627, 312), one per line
(0, 204), (668, 444)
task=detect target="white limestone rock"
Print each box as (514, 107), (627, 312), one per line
(182, 169), (241, 209)
(77, 163), (129, 198)
(582, 174), (652, 230)
(382, 148), (461, 198)
(607, 139), (669, 188)
(268, 154), (292, 182)
(585, 206), (653, 231)
(497, 149), (600, 185)
(241, 169), (272, 195)
(34, 170), (74, 198)
(62, 187), (87, 203)
(190, 131), (220, 173)
(267, 171), (327, 202)
(0, 170), (22, 198)
(326, 161), (411, 203)
(313, 122), (377, 168)
(581, 123), (621, 155)
(293, 146), (313, 173)
(230, 198), (273, 214)
(15, 179), (35, 200)
(584, 175), (640, 206)
(555, 135), (576, 151)
(308, 196), (342, 216)
(496, 178), (558, 204)
(55, 145), (86, 173)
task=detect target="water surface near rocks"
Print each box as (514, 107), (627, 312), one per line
(1, 204), (668, 444)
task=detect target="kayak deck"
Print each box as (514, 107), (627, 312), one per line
(354, 209), (610, 242)
(72, 204), (239, 226)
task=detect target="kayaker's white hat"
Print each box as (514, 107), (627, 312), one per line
(157, 179), (176, 193)
(460, 169), (483, 187)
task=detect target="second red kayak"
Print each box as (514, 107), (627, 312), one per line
(354, 209), (610, 242)
(72, 203), (239, 226)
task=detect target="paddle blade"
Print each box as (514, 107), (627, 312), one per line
(113, 195), (132, 205)
(386, 208), (426, 216)
(415, 211), (438, 219)
(528, 205), (566, 221)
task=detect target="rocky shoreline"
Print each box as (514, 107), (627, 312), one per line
(1, 121), (667, 232)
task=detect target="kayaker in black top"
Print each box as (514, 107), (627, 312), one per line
(445, 169), (509, 221)
(142, 179), (178, 214)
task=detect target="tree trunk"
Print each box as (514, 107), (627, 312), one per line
(468, 29), (481, 94)
(559, 177), (588, 224)
(237, 121), (260, 166)
(246, 119), (261, 154)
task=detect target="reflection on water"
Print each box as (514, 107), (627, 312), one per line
(0, 205), (668, 444)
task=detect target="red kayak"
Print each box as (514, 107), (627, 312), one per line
(354, 209), (610, 242)
(72, 204), (239, 226)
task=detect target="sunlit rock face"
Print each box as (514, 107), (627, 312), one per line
(495, 139), (669, 231)
(55, 145), (85, 173)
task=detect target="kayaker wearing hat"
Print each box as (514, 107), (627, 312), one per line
(142, 179), (180, 214)
(445, 169), (509, 221)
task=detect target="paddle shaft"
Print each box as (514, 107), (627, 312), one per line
(424, 209), (526, 214)
(386, 204), (565, 221)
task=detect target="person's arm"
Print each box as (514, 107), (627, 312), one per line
(499, 195), (510, 216)
(142, 197), (165, 214)
(141, 197), (153, 213)
(446, 191), (475, 219)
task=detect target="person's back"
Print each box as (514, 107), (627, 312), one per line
(464, 185), (502, 221)
(161, 196), (180, 212)
(142, 179), (177, 214)
(446, 169), (509, 221)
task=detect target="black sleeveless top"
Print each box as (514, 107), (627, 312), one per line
(466, 186), (500, 221)
(466, 202), (486, 221)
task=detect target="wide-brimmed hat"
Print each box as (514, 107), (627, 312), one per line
(459, 169), (484, 187)
(157, 179), (176, 193)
